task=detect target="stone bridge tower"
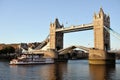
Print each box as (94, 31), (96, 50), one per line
(94, 8), (110, 50)
(89, 8), (115, 64)
(50, 18), (64, 50)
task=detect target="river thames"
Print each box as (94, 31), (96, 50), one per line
(0, 60), (120, 80)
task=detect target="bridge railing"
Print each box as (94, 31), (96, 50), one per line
(56, 23), (93, 32)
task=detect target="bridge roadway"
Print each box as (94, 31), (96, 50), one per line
(58, 45), (90, 55)
(58, 45), (117, 55)
(56, 23), (93, 33)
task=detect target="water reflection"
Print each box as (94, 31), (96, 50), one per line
(37, 62), (67, 80)
(89, 64), (115, 80)
(9, 63), (68, 80)
(5, 60), (119, 80)
(54, 62), (67, 80)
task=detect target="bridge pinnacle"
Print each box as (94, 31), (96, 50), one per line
(99, 7), (104, 15)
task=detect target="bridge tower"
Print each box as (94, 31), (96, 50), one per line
(94, 8), (110, 50)
(50, 18), (64, 51)
(89, 8), (115, 64)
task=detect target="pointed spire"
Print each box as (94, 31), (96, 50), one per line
(54, 18), (60, 28)
(108, 13), (110, 17)
(94, 12), (96, 16)
(99, 7), (104, 15)
(94, 12), (97, 19)
(107, 13), (110, 20)
(55, 18), (59, 24)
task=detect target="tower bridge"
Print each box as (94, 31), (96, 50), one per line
(24, 8), (118, 65)
(49, 8), (116, 64)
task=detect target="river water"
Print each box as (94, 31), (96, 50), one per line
(0, 60), (120, 80)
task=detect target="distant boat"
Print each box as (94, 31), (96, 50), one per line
(10, 54), (54, 65)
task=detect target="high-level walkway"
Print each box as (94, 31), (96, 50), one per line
(56, 23), (93, 33)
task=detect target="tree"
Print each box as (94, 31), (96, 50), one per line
(0, 46), (15, 54)
(6, 46), (15, 53)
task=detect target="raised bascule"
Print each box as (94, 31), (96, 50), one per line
(49, 8), (115, 64)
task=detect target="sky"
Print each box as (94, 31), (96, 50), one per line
(0, 0), (120, 49)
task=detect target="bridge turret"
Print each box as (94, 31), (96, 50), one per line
(50, 18), (64, 51)
(93, 8), (110, 50)
(99, 7), (104, 17)
(89, 8), (115, 65)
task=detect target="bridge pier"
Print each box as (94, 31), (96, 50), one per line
(89, 8), (115, 65)
(89, 49), (115, 64)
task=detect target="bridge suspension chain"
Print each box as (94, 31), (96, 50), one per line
(104, 26), (120, 40)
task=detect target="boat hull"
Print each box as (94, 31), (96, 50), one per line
(10, 61), (54, 65)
